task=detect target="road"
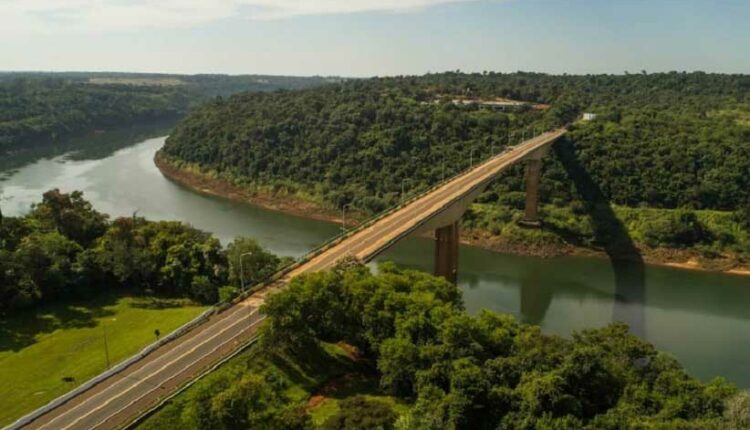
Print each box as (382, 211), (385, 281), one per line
(15, 128), (566, 430)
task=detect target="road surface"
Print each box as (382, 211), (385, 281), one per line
(15, 128), (566, 430)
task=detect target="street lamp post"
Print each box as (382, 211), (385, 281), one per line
(102, 317), (116, 370)
(341, 203), (352, 235)
(239, 251), (253, 292)
(469, 148), (477, 168)
(102, 323), (110, 370)
(401, 179), (413, 203)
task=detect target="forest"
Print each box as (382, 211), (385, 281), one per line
(0, 73), (333, 152)
(160, 72), (750, 258)
(0, 190), (282, 316)
(141, 261), (750, 430)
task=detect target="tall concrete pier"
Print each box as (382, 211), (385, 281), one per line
(434, 221), (460, 283)
(519, 147), (549, 227)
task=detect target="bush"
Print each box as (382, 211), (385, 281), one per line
(321, 396), (397, 430)
(218, 285), (240, 303)
(644, 210), (712, 248)
(725, 391), (750, 430)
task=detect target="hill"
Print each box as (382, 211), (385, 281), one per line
(0, 72), (337, 152)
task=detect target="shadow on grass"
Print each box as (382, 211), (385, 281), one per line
(269, 342), (357, 392)
(0, 293), (118, 353)
(128, 297), (192, 310)
(553, 137), (646, 338)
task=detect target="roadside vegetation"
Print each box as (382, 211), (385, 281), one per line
(159, 72), (750, 268)
(0, 293), (206, 427)
(137, 261), (748, 429)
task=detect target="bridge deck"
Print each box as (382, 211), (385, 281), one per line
(14, 128), (566, 430)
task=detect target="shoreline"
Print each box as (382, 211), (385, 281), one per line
(155, 152), (750, 277)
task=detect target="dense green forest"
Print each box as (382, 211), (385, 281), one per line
(0, 190), (281, 315)
(160, 72), (750, 260)
(140, 261), (750, 430)
(0, 72), (335, 152)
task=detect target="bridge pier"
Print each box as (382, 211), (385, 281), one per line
(519, 148), (548, 228)
(435, 221), (459, 284)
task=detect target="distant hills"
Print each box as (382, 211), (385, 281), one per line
(0, 71), (341, 152)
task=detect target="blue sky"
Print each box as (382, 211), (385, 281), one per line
(1, 0), (748, 76)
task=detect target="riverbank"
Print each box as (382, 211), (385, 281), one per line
(155, 152), (750, 276)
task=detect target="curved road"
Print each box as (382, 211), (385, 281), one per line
(15, 128), (566, 430)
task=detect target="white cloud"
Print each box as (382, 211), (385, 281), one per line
(0, 0), (479, 35)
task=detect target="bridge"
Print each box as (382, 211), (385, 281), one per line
(10, 128), (566, 430)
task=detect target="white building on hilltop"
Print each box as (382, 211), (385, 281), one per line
(582, 112), (597, 121)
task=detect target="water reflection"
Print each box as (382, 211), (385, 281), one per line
(0, 118), (179, 174)
(519, 272), (552, 324)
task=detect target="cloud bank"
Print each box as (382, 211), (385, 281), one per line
(0, 0), (477, 35)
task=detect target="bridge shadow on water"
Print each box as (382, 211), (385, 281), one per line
(552, 138), (646, 338)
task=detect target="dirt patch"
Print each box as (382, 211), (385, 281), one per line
(336, 342), (363, 362)
(305, 373), (359, 410)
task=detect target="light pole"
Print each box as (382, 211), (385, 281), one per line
(239, 251), (253, 291)
(102, 318), (116, 370)
(441, 154), (448, 182)
(341, 203), (352, 235)
(469, 148), (477, 168)
(401, 178), (413, 203)
(102, 324), (110, 370)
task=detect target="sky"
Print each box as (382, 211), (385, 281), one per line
(1, 0), (748, 77)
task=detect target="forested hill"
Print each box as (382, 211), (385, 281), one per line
(162, 72), (750, 213)
(0, 73), (336, 152)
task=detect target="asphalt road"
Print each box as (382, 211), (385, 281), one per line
(17, 128), (565, 430)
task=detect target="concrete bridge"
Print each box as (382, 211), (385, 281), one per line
(12, 128), (566, 430)
(285, 127), (566, 283)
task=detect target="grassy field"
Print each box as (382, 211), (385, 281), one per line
(0, 293), (207, 427)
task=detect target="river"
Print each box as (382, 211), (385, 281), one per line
(2, 131), (749, 387)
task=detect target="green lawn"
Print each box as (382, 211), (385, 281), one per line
(0, 293), (207, 427)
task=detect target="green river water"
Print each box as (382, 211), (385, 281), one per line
(2, 131), (748, 387)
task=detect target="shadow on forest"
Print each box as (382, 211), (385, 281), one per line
(552, 137), (646, 338)
(0, 294), (118, 353)
(0, 117), (179, 175)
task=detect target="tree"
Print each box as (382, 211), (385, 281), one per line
(321, 396), (397, 430)
(30, 189), (108, 247)
(226, 237), (280, 289)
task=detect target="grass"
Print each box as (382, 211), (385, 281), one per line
(0, 293), (207, 427)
